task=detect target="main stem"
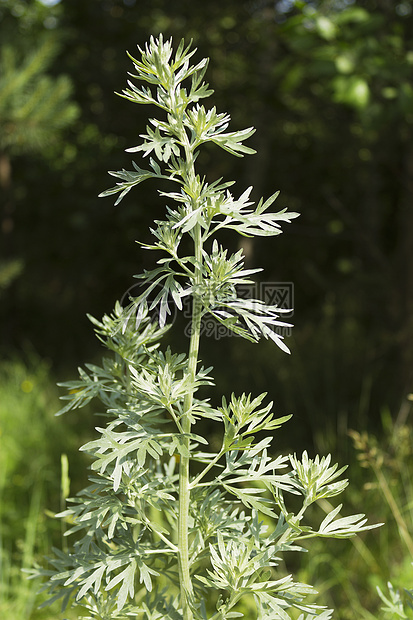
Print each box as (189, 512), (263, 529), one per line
(178, 222), (203, 620)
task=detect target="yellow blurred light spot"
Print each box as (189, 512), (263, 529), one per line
(21, 380), (34, 393)
(336, 258), (354, 274)
(327, 219), (344, 234)
(220, 15), (236, 29)
(382, 87), (398, 99)
(359, 148), (372, 162)
(352, 78), (370, 108)
(316, 16), (336, 40)
(336, 54), (354, 74)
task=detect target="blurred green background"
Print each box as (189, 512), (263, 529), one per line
(0, 0), (412, 617)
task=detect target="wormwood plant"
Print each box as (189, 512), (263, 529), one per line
(33, 36), (379, 620)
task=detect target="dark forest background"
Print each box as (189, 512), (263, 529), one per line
(2, 0), (413, 451)
(1, 1), (413, 618)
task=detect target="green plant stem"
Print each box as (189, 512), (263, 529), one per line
(178, 222), (203, 620)
(189, 448), (225, 489)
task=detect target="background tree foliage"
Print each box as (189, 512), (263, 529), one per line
(1, 0), (412, 447)
(1, 1), (413, 617)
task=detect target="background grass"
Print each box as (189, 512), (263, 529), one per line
(0, 355), (89, 619)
